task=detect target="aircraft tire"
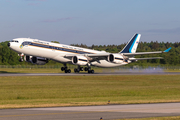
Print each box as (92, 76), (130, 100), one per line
(80, 67), (83, 71)
(61, 67), (64, 71)
(88, 70), (94, 74)
(88, 70), (91, 73)
(68, 69), (71, 73)
(74, 68), (79, 73)
(84, 67), (88, 71)
(74, 68), (77, 73)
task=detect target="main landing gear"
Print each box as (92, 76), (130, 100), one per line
(85, 67), (94, 74)
(74, 66), (94, 74)
(61, 64), (94, 74)
(61, 64), (71, 73)
(74, 66), (83, 73)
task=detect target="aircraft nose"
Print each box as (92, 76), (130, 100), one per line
(8, 42), (10, 47)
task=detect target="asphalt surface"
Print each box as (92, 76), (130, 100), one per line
(1, 103), (180, 120)
(1, 71), (180, 76)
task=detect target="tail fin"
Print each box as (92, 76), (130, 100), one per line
(120, 34), (141, 53)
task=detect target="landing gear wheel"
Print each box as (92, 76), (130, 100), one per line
(88, 69), (94, 74)
(61, 64), (71, 73)
(61, 67), (64, 71)
(80, 67), (83, 71)
(74, 66), (83, 73)
(61, 66), (67, 71)
(65, 69), (71, 73)
(74, 68), (79, 73)
(84, 67), (88, 71)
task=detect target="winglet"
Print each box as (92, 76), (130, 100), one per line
(164, 47), (171, 52)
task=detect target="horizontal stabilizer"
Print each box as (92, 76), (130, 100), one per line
(123, 47), (171, 56)
(122, 48), (172, 56)
(129, 57), (163, 61)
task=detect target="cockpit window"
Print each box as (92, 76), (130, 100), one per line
(11, 40), (19, 43)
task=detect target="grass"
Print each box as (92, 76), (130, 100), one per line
(0, 68), (63, 73)
(1, 75), (180, 108)
(116, 116), (180, 120)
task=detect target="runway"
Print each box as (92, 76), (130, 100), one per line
(1, 103), (180, 120)
(1, 71), (180, 76)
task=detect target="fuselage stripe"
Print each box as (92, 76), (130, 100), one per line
(24, 42), (95, 54)
(115, 57), (124, 60)
(79, 59), (88, 62)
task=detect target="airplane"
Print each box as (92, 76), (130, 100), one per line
(8, 34), (171, 74)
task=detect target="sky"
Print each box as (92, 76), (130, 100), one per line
(0, 0), (180, 45)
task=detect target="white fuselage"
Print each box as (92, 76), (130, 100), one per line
(9, 38), (129, 67)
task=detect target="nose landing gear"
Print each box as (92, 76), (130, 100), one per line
(18, 53), (24, 62)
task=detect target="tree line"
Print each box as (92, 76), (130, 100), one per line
(0, 41), (179, 66)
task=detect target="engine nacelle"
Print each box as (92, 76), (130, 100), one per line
(32, 57), (48, 65)
(108, 54), (124, 64)
(24, 55), (32, 62)
(24, 55), (48, 65)
(72, 56), (88, 66)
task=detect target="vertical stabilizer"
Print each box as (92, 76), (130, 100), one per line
(120, 34), (141, 53)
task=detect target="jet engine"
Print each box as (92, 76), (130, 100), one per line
(24, 55), (32, 62)
(108, 54), (124, 64)
(72, 56), (88, 66)
(24, 55), (48, 65)
(32, 57), (48, 65)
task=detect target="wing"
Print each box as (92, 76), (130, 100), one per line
(64, 47), (171, 62)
